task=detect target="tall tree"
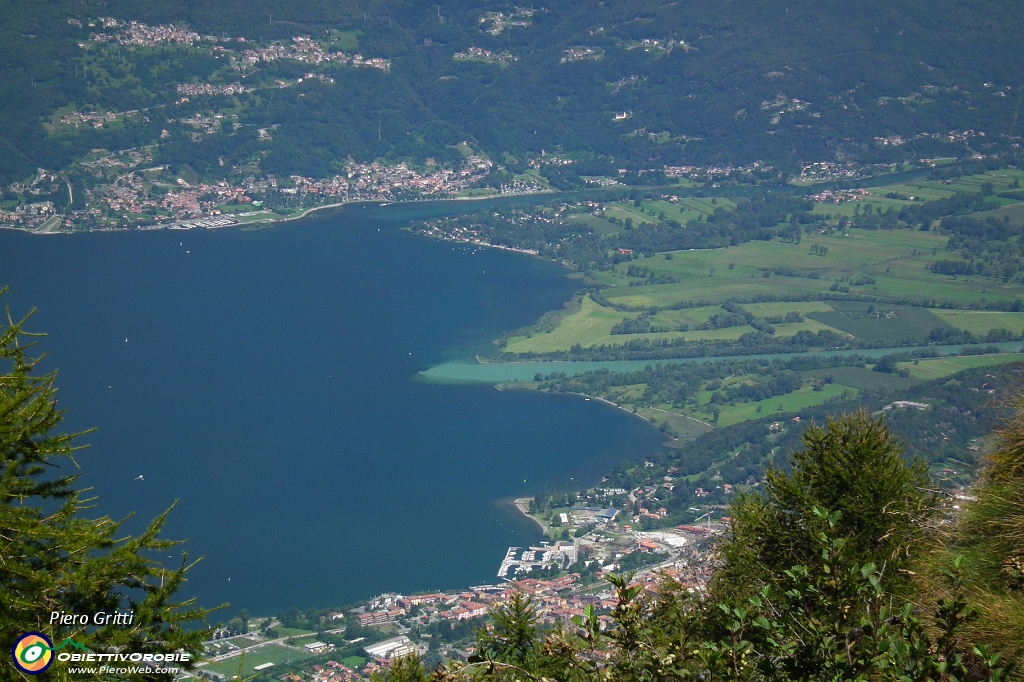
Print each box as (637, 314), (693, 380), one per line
(474, 591), (539, 671)
(714, 410), (936, 599)
(0, 295), (217, 680)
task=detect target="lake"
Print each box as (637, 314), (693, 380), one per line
(0, 203), (665, 616)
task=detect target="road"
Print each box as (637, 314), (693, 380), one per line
(36, 215), (62, 233)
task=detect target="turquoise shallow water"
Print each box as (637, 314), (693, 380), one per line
(0, 204), (665, 614)
(420, 342), (1024, 383)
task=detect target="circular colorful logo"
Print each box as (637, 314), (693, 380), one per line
(11, 632), (54, 674)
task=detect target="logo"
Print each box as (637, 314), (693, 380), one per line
(11, 632), (54, 674)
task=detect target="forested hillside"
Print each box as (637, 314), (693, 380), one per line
(2, 0), (1023, 185)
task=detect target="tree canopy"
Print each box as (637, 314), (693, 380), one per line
(0, 295), (215, 681)
(3, 0), (1024, 184)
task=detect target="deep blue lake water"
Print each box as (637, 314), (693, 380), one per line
(0, 203), (664, 616)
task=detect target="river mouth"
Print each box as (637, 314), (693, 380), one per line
(419, 341), (1024, 384)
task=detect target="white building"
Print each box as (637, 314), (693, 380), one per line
(364, 636), (415, 660)
(304, 641), (332, 654)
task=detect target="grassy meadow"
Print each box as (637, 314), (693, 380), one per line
(711, 383), (855, 427)
(504, 225), (1024, 355)
(531, 352), (1024, 436)
(500, 169), (1024, 433)
(895, 352), (1024, 380)
(601, 196), (737, 227)
(809, 168), (1024, 219)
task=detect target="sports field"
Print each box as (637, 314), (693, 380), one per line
(201, 643), (312, 678)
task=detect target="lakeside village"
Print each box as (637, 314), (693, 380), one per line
(2, 152), (950, 234)
(0, 154), (534, 233)
(186, 451), (978, 682)
(185, 485), (726, 682)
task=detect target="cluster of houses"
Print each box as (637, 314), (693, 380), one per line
(95, 173), (158, 217)
(57, 109), (141, 129)
(453, 47), (518, 63)
(351, 591), (491, 627)
(89, 175), (252, 224)
(79, 149), (151, 176)
(91, 20), (207, 46)
(237, 37), (391, 72)
(0, 202), (56, 229)
(662, 161), (770, 181)
(915, 130), (981, 144)
(176, 83), (252, 97)
(625, 38), (680, 54)
(85, 20), (392, 87)
(798, 162), (870, 183)
(562, 47), (603, 63)
(478, 9), (535, 35)
(310, 659), (362, 682)
(193, 527), (718, 682)
(281, 156), (496, 201)
(6, 169), (62, 197)
(40, 149), (512, 231)
(806, 188), (869, 204)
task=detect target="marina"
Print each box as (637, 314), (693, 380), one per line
(497, 542), (577, 580)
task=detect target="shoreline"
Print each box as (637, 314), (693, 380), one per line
(499, 382), (691, 440)
(251, 189), (555, 229)
(3, 164), (933, 237)
(4, 189), (559, 236)
(506, 497), (547, 535)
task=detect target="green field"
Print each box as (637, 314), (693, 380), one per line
(496, 170), (1024, 359)
(803, 366), (924, 391)
(502, 296), (749, 353)
(201, 643), (312, 678)
(896, 353), (1024, 380)
(809, 169), (1024, 220)
(808, 304), (952, 343)
(932, 310), (1024, 336)
(713, 383), (855, 427)
(971, 202), (1024, 225)
(272, 626), (316, 638)
(595, 229), (986, 308)
(635, 405), (714, 440)
(739, 301), (836, 317)
(526, 351), (1024, 438)
(500, 170), (1024, 435)
(601, 197), (737, 228)
(504, 225), (1024, 356)
(565, 213), (620, 235)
